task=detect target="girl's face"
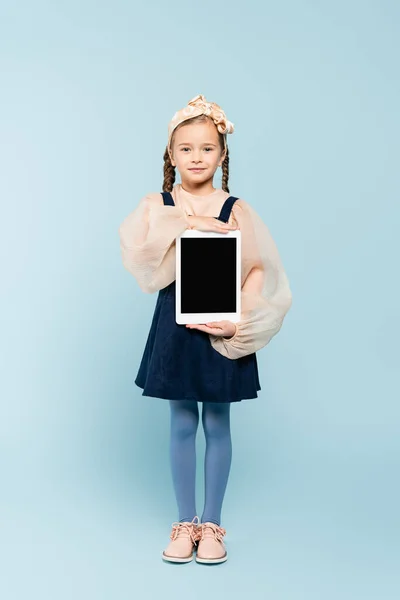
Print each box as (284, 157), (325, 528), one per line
(169, 119), (226, 187)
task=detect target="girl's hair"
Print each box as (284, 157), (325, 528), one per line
(162, 114), (230, 193)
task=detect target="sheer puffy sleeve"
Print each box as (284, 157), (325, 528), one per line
(118, 192), (190, 293)
(209, 199), (292, 360)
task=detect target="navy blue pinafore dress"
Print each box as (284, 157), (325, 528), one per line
(135, 191), (261, 403)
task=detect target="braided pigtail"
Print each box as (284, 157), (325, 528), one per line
(162, 146), (176, 193)
(221, 146), (230, 193)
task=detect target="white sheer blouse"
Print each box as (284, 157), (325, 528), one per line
(118, 183), (292, 360)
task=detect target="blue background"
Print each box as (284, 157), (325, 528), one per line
(1, 1), (399, 598)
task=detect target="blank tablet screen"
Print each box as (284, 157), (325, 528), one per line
(180, 238), (237, 313)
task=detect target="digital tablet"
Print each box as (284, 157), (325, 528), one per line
(175, 229), (241, 325)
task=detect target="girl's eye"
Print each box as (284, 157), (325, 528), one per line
(181, 147), (214, 152)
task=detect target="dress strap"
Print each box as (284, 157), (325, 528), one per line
(216, 196), (239, 223)
(161, 192), (175, 206)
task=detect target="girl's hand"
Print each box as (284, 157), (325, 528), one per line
(187, 215), (237, 234)
(186, 320), (237, 339)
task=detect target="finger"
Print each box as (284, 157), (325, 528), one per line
(221, 222), (237, 229)
(219, 225), (234, 230)
(213, 220), (232, 230)
(187, 324), (213, 334)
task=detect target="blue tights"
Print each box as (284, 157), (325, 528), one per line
(169, 399), (232, 526)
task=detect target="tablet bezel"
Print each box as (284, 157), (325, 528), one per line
(175, 229), (241, 325)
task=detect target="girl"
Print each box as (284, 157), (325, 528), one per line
(118, 94), (292, 565)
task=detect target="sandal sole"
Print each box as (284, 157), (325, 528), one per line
(162, 552), (194, 563)
(195, 554), (228, 564)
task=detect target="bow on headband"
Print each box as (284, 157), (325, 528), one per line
(167, 94), (234, 152)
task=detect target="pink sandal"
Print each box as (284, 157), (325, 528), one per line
(162, 516), (200, 563)
(195, 522), (227, 564)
